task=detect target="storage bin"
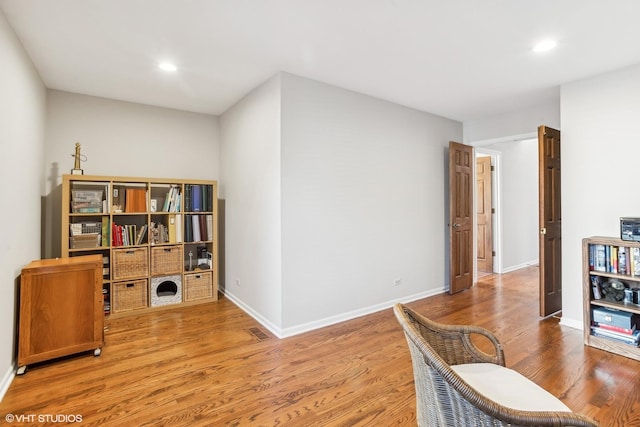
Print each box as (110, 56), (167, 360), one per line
(70, 233), (101, 249)
(112, 247), (148, 280)
(184, 271), (213, 301)
(151, 245), (182, 275)
(112, 279), (148, 313)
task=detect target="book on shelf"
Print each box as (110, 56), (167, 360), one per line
(591, 325), (640, 345)
(199, 215), (207, 241)
(135, 224), (148, 245)
(184, 215), (193, 242)
(192, 215), (201, 241)
(163, 185), (181, 212)
(184, 185), (192, 213)
(589, 243), (640, 276)
(634, 247), (640, 276)
(101, 217), (109, 247)
(594, 244), (606, 272)
(591, 276), (602, 299)
(192, 185), (202, 212)
(175, 214), (183, 243)
(593, 322), (636, 335)
(168, 214), (177, 243)
(202, 186), (207, 213)
(111, 223), (140, 246)
(618, 246), (631, 275)
(206, 214), (213, 241)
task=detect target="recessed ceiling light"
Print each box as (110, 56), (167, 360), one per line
(158, 62), (177, 72)
(532, 40), (557, 53)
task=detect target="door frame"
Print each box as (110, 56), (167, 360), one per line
(474, 147), (502, 274)
(470, 132), (539, 278)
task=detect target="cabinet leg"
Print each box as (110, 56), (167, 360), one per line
(16, 365), (27, 375)
(93, 348), (102, 357)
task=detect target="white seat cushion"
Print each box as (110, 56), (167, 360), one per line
(451, 363), (571, 412)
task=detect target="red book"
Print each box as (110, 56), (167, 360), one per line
(595, 322), (635, 335)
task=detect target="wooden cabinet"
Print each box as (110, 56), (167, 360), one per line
(583, 236), (640, 361)
(18, 254), (104, 374)
(61, 175), (219, 317)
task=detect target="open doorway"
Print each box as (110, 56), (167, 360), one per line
(473, 137), (539, 278)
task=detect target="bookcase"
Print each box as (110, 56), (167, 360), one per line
(583, 236), (640, 361)
(62, 174), (218, 317)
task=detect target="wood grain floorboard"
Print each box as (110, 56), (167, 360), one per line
(1, 265), (639, 426)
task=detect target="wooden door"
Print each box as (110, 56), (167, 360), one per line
(538, 126), (562, 316)
(449, 141), (474, 294)
(476, 156), (493, 273)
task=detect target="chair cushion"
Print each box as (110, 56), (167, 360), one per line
(451, 363), (571, 412)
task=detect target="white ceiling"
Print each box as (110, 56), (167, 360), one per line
(2, 0), (640, 122)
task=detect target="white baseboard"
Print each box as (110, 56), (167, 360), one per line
(221, 287), (445, 339)
(500, 259), (539, 274)
(0, 364), (15, 402)
(559, 317), (583, 330)
(222, 290), (283, 337)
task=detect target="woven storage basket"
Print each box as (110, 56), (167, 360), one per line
(112, 247), (148, 280)
(70, 233), (101, 249)
(112, 279), (148, 313)
(151, 245), (182, 275)
(184, 271), (213, 301)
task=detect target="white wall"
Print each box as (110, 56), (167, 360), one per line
(464, 101), (560, 144)
(43, 90), (220, 257)
(561, 63), (640, 328)
(220, 72), (461, 336)
(0, 10), (46, 399)
(220, 75), (283, 332)
(280, 73), (462, 334)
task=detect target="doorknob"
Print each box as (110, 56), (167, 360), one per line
(540, 228), (547, 234)
(452, 223), (461, 228)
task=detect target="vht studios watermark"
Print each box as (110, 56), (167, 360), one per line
(4, 413), (83, 423)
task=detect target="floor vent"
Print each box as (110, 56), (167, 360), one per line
(247, 327), (270, 342)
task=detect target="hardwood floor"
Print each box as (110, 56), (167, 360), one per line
(2, 265), (639, 426)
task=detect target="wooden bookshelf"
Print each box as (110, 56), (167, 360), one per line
(583, 236), (640, 361)
(62, 174), (219, 318)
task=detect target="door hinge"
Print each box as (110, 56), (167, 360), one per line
(491, 165), (495, 171)
(491, 208), (495, 214)
(492, 251), (496, 256)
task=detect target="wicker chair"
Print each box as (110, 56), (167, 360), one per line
(393, 303), (598, 427)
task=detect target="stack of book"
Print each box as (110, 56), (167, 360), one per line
(591, 323), (640, 346)
(591, 306), (640, 346)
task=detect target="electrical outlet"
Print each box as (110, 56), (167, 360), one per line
(235, 278), (241, 286)
(393, 278), (402, 286)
